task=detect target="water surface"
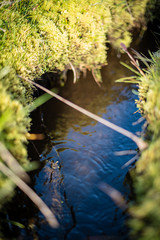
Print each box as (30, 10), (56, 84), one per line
(26, 50), (144, 240)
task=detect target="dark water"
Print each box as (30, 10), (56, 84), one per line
(18, 50), (144, 240)
(2, 21), (159, 240)
(2, 50), (145, 240)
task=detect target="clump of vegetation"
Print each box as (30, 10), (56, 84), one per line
(117, 44), (160, 239)
(0, 66), (31, 206)
(0, 0), (154, 82)
(128, 50), (160, 240)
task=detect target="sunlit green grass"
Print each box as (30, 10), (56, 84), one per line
(117, 45), (160, 239)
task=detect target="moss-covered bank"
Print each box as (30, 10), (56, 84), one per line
(0, 0), (157, 224)
(0, 67), (32, 207)
(1, 0), (154, 79)
(128, 50), (160, 239)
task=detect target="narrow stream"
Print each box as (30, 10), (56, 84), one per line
(1, 21), (159, 240)
(20, 49), (145, 240)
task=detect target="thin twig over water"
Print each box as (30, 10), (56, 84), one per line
(19, 75), (148, 151)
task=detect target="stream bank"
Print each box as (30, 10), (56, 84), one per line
(0, 0), (154, 211)
(127, 31), (160, 240)
(0, 1), (160, 239)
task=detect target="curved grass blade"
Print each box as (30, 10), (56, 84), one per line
(120, 62), (141, 76)
(116, 76), (139, 83)
(29, 88), (58, 112)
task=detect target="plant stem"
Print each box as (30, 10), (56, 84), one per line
(0, 161), (59, 228)
(19, 75), (148, 151)
(0, 142), (29, 182)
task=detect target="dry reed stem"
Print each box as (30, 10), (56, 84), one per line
(0, 142), (30, 182)
(69, 61), (77, 84)
(120, 43), (146, 78)
(99, 182), (127, 210)
(18, 75), (148, 151)
(121, 155), (138, 169)
(19, 75), (148, 151)
(0, 161), (59, 228)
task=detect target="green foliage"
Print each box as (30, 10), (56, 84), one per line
(121, 50), (160, 239)
(129, 139), (160, 240)
(0, 66), (31, 207)
(0, 0), (153, 81)
(0, 66), (31, 160)
(29, 88), (58, 112)
(136, 50), (160, 139)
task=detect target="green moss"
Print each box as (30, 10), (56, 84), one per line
(0, 66), (31, 207)
(0, 0), (153, 80)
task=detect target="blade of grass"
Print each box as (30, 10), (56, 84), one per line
(116, 76), (139, 83)
(120, 43), (146, 78)
(131, 49), (151, 68)
(69, 61), (77, 84)
(29, 89), (57, 112)
(120, 62), (141, 76)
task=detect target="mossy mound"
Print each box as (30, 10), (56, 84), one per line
(0, 0), (154, 80)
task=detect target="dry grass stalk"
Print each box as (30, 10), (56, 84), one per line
(0, 142), (29, 182)
(0, 160), (59, 228)
(19, 75), (148, 151)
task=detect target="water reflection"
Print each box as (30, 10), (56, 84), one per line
(29, 51), (143, 240)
